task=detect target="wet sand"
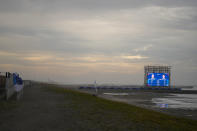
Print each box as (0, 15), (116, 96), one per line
(78, 88), (197, 120)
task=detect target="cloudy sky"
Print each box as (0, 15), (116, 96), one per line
(0, 0), (197, 85)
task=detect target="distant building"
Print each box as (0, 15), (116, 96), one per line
(144, 65), (171, 87)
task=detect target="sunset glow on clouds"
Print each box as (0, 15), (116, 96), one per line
(0, 0), (197, 85)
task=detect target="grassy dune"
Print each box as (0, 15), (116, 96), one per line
(44, 84), (197, 131)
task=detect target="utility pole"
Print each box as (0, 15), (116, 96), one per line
(94, 80), (98, 95)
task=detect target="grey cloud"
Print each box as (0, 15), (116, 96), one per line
(158, 12), (197, 31)
(1, 0), (197, 13)
(0, 0), (197, 85)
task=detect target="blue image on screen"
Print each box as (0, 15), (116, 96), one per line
(147, 73), (169, 87)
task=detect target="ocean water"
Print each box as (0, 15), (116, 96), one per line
(152, 94), (197, 109)
(182, 86), (197, 90)
(103, 93), (129, 96)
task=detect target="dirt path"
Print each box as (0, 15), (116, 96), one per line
(0, 84), (80, 131)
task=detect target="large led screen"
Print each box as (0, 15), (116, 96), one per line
(147, 73), (169, 87)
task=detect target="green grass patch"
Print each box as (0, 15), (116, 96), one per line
(43, 84), (197, 131)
